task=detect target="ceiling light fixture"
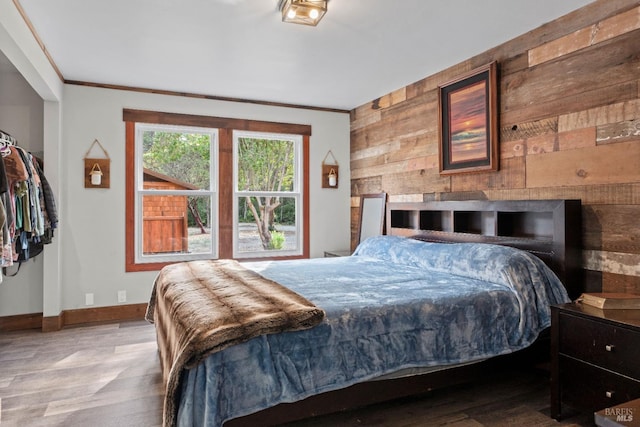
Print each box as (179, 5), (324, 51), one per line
(279, 0), (327, 26)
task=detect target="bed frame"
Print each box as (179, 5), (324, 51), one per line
(228, 199), (582, 426)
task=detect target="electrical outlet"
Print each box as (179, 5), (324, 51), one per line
(117, 290), (127, 303)
(85, 293), (94, 305)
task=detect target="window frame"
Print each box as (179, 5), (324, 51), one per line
(232, 131), (303, 258)
(134, 123), (218, 264)
(124, 109), (311, 272)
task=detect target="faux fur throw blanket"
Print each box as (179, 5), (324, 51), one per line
(145, 259), (325, 427)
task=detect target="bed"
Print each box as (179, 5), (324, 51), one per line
(146, 199), (582, 427)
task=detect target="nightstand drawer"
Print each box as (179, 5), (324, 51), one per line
(559, 312), (640, 379)
(560, 356), (640, 412)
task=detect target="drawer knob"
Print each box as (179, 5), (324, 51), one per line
(605, 344), (615, 352)
(606, 391), (615, 399)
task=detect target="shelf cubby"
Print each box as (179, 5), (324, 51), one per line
(497, 211), (553, 240)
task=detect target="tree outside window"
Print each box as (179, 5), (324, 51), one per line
(234, 132), (302, 258)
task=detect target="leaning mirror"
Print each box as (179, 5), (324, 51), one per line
(357, 193), (387, 245)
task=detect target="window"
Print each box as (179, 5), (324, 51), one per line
(135, 123), (218, 264)
(124, 109), (310, 272)
(233, 131), (302, 258)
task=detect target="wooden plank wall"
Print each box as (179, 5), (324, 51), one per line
(349, 0), (640, 294)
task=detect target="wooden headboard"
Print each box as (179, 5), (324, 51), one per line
(386, 199), (582, 299)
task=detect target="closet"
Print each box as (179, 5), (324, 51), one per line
(0, 50), (50, 319)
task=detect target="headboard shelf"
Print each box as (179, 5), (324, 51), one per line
(386, 199), (583, 299)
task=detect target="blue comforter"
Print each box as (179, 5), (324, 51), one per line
(176, 236), (570, 426)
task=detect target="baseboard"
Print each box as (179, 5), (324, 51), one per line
(42, 314), (64, 332)
(63, 303), (148, 327)
(0, 312), (43, 332)
(1, 303), (148, 332)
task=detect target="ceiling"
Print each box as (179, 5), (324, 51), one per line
(13, 0), (594, 111)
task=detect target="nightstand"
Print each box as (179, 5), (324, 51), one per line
(551, 302), (640, 420)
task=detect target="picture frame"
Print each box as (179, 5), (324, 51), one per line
(438, 61), (498, 175)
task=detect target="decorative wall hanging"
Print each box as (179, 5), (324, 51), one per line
(321, 150), (339, 188)
(438, 61), (499, 175)
(84, 139), (111, 188)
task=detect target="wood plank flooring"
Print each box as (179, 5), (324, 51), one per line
(0, 321), (163, 427)
(0, 320), (595, 426)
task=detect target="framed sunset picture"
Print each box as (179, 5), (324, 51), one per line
(438, 61), (498, 175)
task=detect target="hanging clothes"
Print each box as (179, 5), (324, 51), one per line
(0, 129), (57, 273)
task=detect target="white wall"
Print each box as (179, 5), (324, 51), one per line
(60, 84), (351, 310)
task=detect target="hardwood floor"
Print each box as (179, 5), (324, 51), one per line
(0, 321), (163, 427)
(0, 320), (595, 426)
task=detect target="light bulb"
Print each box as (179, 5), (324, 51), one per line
(309, 8), (319, 19)
(287, 9), (296, 19)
